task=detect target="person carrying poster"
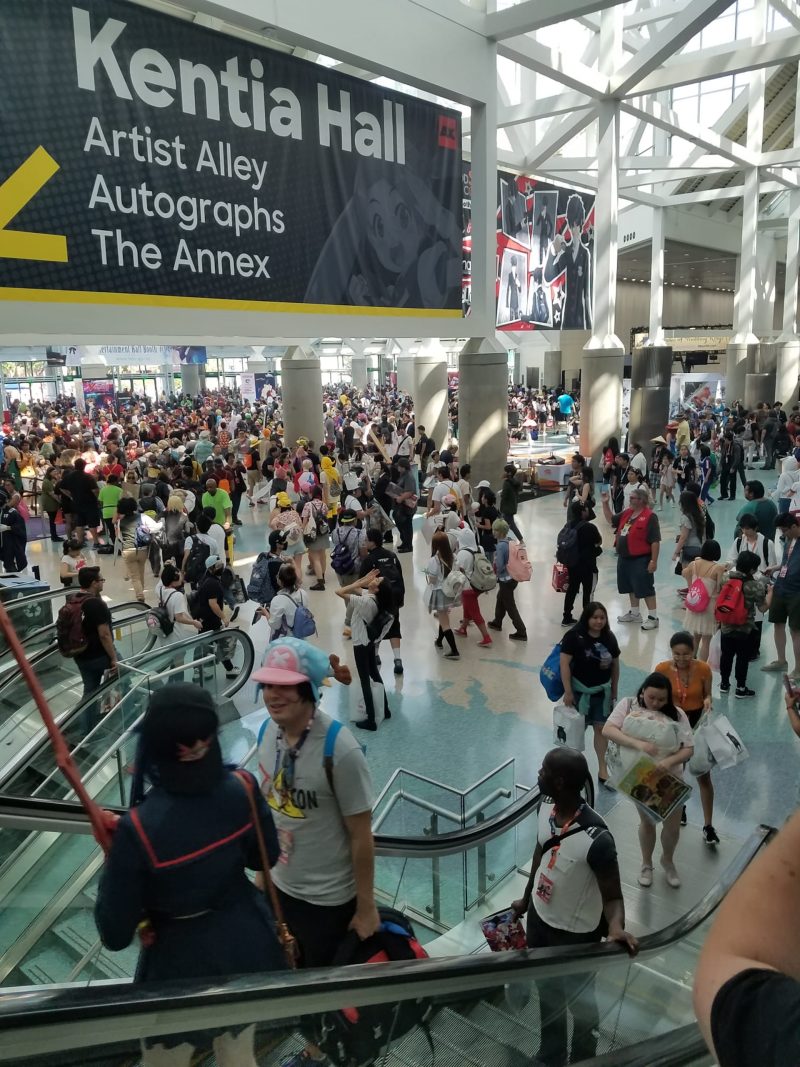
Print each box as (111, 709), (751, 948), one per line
(544, 194), (593, 330)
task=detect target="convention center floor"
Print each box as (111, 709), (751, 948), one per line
(17, 462), (796, 937)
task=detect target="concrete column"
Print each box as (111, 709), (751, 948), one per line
(350, 355), (368, 389)
(281, 345), (323, 447)
(726, 343), (751, 407)
(745, 372), (776, 409)
(407, 340), (449, 452)
(543, 350), (562, 389)
(458, 336), (509, 488)
(776, 341), (800, 406)
(180, 363), (201, 396)
(629, 346), (672, 447)
(754, 234), (778, 337)
(580, 352), (624, 469)
(646, 207), (666, 346)
(774, 66), (800, 406)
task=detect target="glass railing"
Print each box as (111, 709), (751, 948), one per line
(0, 825), (769, 1067)
(0, 600), (156, 778)
(0, 626), (252, 796)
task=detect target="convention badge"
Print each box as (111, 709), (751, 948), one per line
(535, 872), (555, 905)
(277, 828), (294, 865)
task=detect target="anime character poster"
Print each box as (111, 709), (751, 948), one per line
(172, 347), (208, 366)
(460, 166), (595, 330)
(82, 379), (115, 412)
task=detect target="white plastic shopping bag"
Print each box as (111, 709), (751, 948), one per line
(707, 630), (721, 672)
(704, 714), (748, 770)
(553, 704), (585, 752)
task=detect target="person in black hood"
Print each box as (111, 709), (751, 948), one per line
(95, 684), (285, 1065)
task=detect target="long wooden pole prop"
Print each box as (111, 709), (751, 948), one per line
(0, 601), (113, 852)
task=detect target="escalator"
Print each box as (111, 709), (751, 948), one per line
(0, 627), (255, 800)
(0, 595), (157, 775)
(0, 779), (771, 1067)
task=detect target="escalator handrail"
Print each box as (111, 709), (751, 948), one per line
(0, 824), (774, 1038)
(573, 1022), (712, 1066)
(0, 628), (256, 792)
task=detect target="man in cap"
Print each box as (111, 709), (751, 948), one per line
(191, 555), (239, 677)
(255, 637), (377, 1067)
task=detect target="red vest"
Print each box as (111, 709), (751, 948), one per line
(616, 507), (653, 557)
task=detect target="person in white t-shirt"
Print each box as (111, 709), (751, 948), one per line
(629, 443), (648, 478)
(428, 465), (455, 515)
(456, 463), (473, 515)
(154, 563), (202, 645)
(268, 563), (311, 642)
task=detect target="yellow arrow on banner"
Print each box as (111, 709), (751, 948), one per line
(0, 147), (68, 262)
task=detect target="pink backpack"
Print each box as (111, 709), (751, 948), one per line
(507, 541), (532, 583)
(685, 576), (710, 613)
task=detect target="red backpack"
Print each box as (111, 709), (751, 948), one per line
(714, 578), (748, 626)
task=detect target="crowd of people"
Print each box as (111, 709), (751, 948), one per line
(4, 380), (799, 1067)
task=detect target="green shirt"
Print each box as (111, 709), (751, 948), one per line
(202, 488), (231, 526)
(98, 484), (122, 519)
(736, 499), (778, 542)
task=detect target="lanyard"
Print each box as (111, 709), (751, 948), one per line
(273, 711), (316, 789)
(546, 804), (584, 870)
(671, 662), (694, 707)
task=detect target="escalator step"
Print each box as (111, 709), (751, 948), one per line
(18, 942), (75, 985)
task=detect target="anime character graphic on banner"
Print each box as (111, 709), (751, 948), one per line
(304, 149), (463, 310)
(491, 170), (595, 331)
(172, 347), (207, 366)
(82, 380), (115, 412)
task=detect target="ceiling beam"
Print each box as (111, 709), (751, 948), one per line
(484, 0), (624, 40)
(524, 109), (597, 170)
(619, 98), (758, 165)
(632, 28), (800, 94)
(611, 0), (737, 96)
(498, 91), (594, 128)
(546, 154), (737, 170)
(497, 35), (609, 98)
(763, 167), (800, 190)
(769, 0), (800, 33)
(623, 0), (693, 28)
(619, 166), (739, 186)
(665, 179), (791, 204)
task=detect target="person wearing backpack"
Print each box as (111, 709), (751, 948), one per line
(718, 550), (767, 698)
(253, 637), (376, 1067)
(510, 748), (637, 1065)
(181, 514), (216, 590)
(191, 555), (239, 678)
(559, 500), (603, 627)
(453, 524), (494, 647)
(336, 569), (394, 731)
(115, 496), (150, 602)
(724, 514), (777, 660)
(268, 563), (315, 643)
(680, 541), (727, 661)
(250, 530), (288, 625)
(488, 518), (528, 642)
(71, 566), (118, 735)
(359, 527), (406, 675)
(300, 486), (330, 591)
(153, 563), (202, 646)
(500, 463), (524, 540)
(330, 510), (367, 637)
(764, 512), (800, 676)
(425, 529), (462, 659)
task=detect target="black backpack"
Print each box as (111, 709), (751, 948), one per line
(146, 589), (176, 637)
(331, 528), (357, 575)
(317, 907), (433, 1067)
(556, 521), (584, 568)
(184, 535), (211, 585)
(372, 551), (405, 608)
(247, 552), (277, 606)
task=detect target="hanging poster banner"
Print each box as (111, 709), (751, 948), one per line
(254, 372), (276, 400)
(82, 378), (115, 411)
(461, 163), (595, 332)
(240, 372), (256, 404)
(172, 346), (207, 367)
(0, 0), (462, 318)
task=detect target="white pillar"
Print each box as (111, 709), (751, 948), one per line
(281, 345), (324, 447)
(409, 339), (448, 451)
(181, 364), (201, 396)
(775, 65), (800, 406)
(754, 234), (778, 337)
(347, 339), (369, 389)
(394, 340), (417, 395)
(727, 0), (767, 403)
(458, 336), (509, 488)
(646, 207), (666, 346)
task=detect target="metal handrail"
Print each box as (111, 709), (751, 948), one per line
(0, 825), (774, 1062)
(373, 757), (516, 811)
(372, 785), (513, 833)
(0, 628), (255, 791)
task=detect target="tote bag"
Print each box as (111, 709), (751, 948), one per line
(553, 704), (584, 752)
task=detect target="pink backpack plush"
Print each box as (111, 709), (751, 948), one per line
(685, 576), (710, 613)
(507, 541), (532, 582)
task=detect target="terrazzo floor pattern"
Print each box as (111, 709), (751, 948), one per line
(20, 462), (797, 849)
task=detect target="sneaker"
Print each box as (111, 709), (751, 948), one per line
(225, 667), (241, 679)
(641, 616), (660, 631)
(281, 1052), (330, 1067)
(309, 581), (326, 591)
(478, 637), (493, 647)
(561, 616), (576, 627)
(617, 611), (641, 623)
(393, 661), (404, 675)
(762, 660), (789, 672)
(638, 864), (654, 888)
(353, 719), (377, 732)
(509, 632), (528, 641)
(455, 626), (468, 636)
(487, 620), (502, 631)
(443, 650), (460, 659)
(735, 686), (756, 699)
(661, 858), (681, 888)
(703, 824), (720, 846)
(719, 681), (731, 693)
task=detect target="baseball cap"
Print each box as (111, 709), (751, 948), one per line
(269, 530), (288, 550)
(252, 636), (336, 700)
(205, 554), (222, 569)
(476, 479), (491, 489)
(344, 472), (360, 491)
(338, 509), (357, 525)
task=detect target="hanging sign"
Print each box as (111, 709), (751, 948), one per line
(0, 0), (463, 318)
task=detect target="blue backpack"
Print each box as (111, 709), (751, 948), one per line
(540, 643), (565, 702)
(275, 592), (317, 640)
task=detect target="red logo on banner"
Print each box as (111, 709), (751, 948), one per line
(438, 116), (457, 149)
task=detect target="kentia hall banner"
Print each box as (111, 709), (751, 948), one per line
(461, 164), (595, 331)
(0, 0), (463, 317)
